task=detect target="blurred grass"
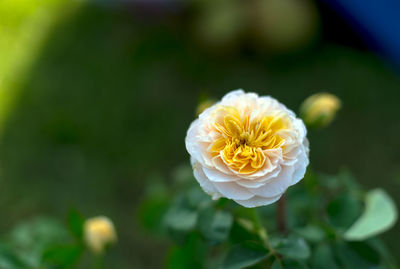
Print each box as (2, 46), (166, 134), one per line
(0, 1), (399, 267)
(0, 0), (81, 130)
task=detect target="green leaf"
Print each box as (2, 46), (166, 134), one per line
(138, 194), (170, 232)
(318, 173), (342, 191)
(164, 206), (198, 233)
(67, 208), (85, 240)
(271, 259), (308, 269)
(198, 208), (233, 245)
(163, 194), (201, 243)
(0, 244), (27, 269)
(327, 193), (362, 230)
(334, 241), (380, 269)
(294, 225), (325, 243)
(271, 260), (282, 269)
(42, 245), (83, 269)
(8, 217), (70, 268)
(369, 238), (398, 269)
(229, 221), (260, 245)
(166, 233), (205, 269)
(338, 169), (361, 192)
(186, 187), (213, 210)
(272, 236), (310, 260)
(312, 244), (340, 269)
(139, 180), (170, 232)
(344, 189), (397, 241)
(221, 242), (268, 269)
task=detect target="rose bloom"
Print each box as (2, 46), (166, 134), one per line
(185, 90), (309, 207)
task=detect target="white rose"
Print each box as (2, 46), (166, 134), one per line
(185, 90), (309, 208)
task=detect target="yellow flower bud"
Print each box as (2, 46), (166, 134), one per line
(196, 99), (215, 115)
(300, 92), (341, 127)
(84, 216), (117, 255)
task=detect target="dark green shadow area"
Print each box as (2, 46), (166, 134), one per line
(0, 2), (399, 267)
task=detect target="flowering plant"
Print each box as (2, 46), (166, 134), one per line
(0, 90), (396, 269)
(139, 90), (398, 269)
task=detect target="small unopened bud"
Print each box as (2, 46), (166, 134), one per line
(84, 216), (117, 255)
(196, 99), (215, 115)
(300, 92), (341, 127)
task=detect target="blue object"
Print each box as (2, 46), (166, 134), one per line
(322, 0), (400, 66)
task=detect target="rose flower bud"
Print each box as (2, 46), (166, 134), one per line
(300, 92), (341, 128)
(185, 90), (309, 207)
(84, 216), (117, 255)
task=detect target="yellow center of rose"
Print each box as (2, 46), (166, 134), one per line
(210, 105), (289, 174)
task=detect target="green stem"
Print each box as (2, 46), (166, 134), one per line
(249, 208), (270, 249)
(249, 208), (282, 266)
(277, 194), (287, 235)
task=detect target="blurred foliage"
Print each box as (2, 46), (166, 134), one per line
(0, 0), (399, 267)
(0, 0), (81, 129)
(0, 210), (121, 268)
(0, 216), (83, 269)
(139, 163), (398, 268)
(344, 189), (398, 241)
(192, 0), (320, 53)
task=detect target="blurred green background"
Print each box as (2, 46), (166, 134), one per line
(0, 0), (399, 267)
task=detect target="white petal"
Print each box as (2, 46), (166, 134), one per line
(236, 166), (282, 188)
(221, 89), (245, 103)
(213, 181), (255, 200)
(235, 194), (282, 208)
(249, 166), (295, 198)
(185, 120), (206, 163)
(203, 166), (236, 182)
(192, 161), (222, 200)
(282, 146), (301, 165)
(211, 155), (233, 174)
(290, 148), (309, 185)
(235, 180), (266, 189)
(185, 120), (215, 168)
